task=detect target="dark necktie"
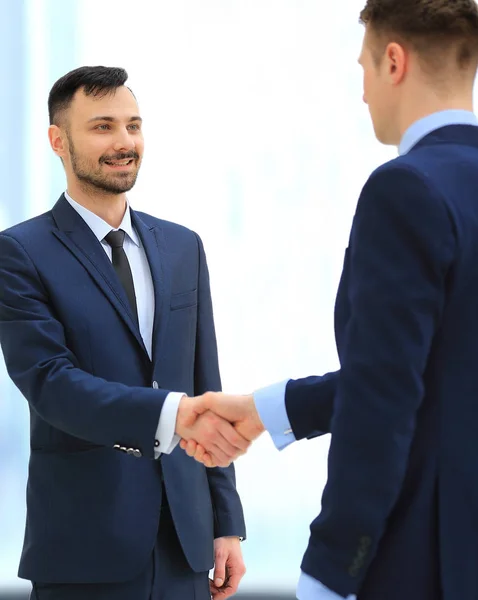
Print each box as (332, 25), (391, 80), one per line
(104, 229), (138, 325)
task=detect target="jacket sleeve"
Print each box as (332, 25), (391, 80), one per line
(285, 371), (339, 439)
(298, 164), (456, 597)
(193, 233), (246, 540)
(0, 233), (171, 459)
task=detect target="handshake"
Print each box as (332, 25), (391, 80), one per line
(175, 392), (265, 468)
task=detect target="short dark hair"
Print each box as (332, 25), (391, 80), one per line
(48, 66), (128, 125)
(359, 0), (478, 70)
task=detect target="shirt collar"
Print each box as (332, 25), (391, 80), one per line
(398, 109), (478, 155)
(64, 191), (140, 247)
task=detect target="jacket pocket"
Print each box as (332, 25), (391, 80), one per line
(170, 289), (198, 310)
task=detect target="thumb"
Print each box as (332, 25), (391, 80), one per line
(213, 561), (225, 588)
(192, 393), (211, 417)
(177, 394), (209, 432)
(210, 392), (247, 423)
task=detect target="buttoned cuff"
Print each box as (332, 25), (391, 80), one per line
(154, 392), (184, 458)
(253, 380), (296, 450)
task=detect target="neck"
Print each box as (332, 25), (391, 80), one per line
(66, 179), (127, 229)
(397, 87), (474, 144)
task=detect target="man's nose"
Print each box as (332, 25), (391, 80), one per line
(113, 128), (136, 152)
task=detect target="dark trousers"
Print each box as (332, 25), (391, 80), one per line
(30, 495), (210, 600)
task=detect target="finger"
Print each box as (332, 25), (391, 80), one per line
(210, 585), (227, 599)
(215, 419), (250, 456)
(183, 442), (216, 468)
(211, 580), (235, 600)
(203, 452), (216, 468)
(184, 439), (198, 457)
(193, 418), (235, 464)
(193, 413), (243, 464)
(223, 424), (252, 452)
(205, 420), (242, 459)
(186, 439), (198, 455)
(209, 579), (224, 600)
(194, 445), (217, 469)
(213, 554), (226, 590)
(209, 578), (219, 599)
(209, 576), (231, 599)
(205, 443), (232, 468)
(178, 394), (215, 436)
(179, 439), (200, 455)
(193, 443), (207, 464)
(209, 411), (251, 452)
(221, 570), (241, 599)
(193, 391), (218, 416)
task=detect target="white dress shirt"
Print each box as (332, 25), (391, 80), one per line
(65, 192), (182, 458)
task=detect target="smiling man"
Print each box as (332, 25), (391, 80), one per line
(0, 66), (247, 600)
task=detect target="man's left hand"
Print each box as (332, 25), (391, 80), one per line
(210, 536), (246, 599)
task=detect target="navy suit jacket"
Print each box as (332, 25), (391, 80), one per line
(0, 196), (245, 583)
(285, 125), (478, 600)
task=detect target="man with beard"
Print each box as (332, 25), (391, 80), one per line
(0, 66), (248, 600)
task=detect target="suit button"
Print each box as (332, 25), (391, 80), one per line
(125, 448), (142, 458)
(152, 381), (159, 389)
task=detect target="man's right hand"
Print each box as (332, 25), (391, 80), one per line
(179, 392), (266, 467)
(175, 395), (251, 467)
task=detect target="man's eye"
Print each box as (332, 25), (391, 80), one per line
(96, 124), (110, 131)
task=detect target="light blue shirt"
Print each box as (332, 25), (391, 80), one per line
(398, 109), (478, 155)
(254, 109), (478, 600)
(65, 192), (182, 458)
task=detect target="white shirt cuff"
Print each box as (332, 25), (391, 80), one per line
(297, 571), (356, 600)
(154, 391), (184, 459)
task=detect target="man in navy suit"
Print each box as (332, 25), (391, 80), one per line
(182, 0), (478, 598)
(0, 66), (249, 600)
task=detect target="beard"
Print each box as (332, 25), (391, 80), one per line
(67, 131), (141, 195)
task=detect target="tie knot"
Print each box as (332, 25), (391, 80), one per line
(104, 229), (126, 249)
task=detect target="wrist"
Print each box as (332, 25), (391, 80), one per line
(247, 394), (266, 436)
(215, 535), (242, 545)
(175, 395), (192, 438)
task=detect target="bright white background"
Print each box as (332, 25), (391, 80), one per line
(2, 0), (400, 594)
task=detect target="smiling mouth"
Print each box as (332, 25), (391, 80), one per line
(104, 159), (134, 168)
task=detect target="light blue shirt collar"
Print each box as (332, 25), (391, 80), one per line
(398, 109), (478, 155)
(64, 191), (140, 247)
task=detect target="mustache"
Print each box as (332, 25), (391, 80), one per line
(100, 151), (140, 163)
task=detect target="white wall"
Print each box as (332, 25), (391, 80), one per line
(2, 0), (407, 593)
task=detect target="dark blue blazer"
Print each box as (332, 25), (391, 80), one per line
(0, 196), (245, 584)
(285, 125), (478, 600)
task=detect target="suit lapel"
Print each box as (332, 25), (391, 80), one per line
(51, 195), (148, 357)
(131, 210), (172, 364)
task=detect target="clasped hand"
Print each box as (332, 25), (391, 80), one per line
(175, 392), (265, 467)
